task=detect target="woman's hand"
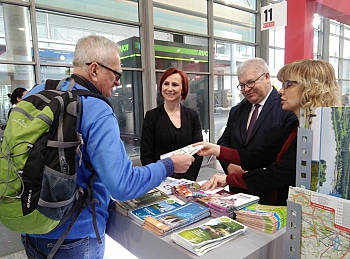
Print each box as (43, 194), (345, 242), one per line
(193, 142), (220, 157)
(200, 174), (228, 191)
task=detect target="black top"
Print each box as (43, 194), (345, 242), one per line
(141, 104), (203, 181)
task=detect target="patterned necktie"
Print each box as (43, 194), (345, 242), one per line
(246, 104), (260, 142)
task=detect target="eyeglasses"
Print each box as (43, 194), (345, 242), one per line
(85, 62), (122, 81)
(237, 73), (266, 91)
(281, 80), (298, 90)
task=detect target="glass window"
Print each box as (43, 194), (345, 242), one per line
(110, 70), (143, 157)
(329, 57), (339, 79)
(36, 11), (141, 67)
(214, 41), (255, 74)
(154, 32), (209, 73)
(269, 27), (285, 49)
(345, 27), (350, 39)
(0, 64), (35, 123)
(0, 4), (33, 62)
(269, 48), (284, 76)
(344, 40), (350, 59)
(342, 60), (350, 80)
(214, 3), (255, 42)
(329, 35), (340, 57)
(153, 0), (207, 35)
(213, 75), (243, 142)
(330, 21), (340, 34)
(34, 0), (139, 22)
(215, 0), (256, 10)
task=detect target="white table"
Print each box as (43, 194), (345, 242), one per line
(106, 210), (286, 259)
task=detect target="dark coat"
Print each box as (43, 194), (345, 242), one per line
(141, 103), (203, 181)
(217, 87), (298, 193)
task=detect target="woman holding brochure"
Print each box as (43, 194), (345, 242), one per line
(141, 67), (203, 181)
(195, 59), (340, 205)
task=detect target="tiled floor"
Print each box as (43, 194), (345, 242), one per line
(0, 158), (219, 259)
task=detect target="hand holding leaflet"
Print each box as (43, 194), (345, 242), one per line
(160, 144), (205, 159)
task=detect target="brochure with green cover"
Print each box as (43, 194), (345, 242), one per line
(171, 216), (247, 256)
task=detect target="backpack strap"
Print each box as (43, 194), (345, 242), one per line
(45, 77), (75, 91)
(47, 170), (100, 259)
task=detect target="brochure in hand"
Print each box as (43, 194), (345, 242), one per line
(114, 189), (169, 216)
(235, 203), (287, 234)
(160, 144), (205, 159)
(128, 195), (186, 224)
(171, 216), (248, 256)
(142, 201), (210, 236)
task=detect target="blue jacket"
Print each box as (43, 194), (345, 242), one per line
(28, 75), (174, 239)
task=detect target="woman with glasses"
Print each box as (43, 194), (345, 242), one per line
(141, 67), (203, 181)
(195, 59), (340, 205)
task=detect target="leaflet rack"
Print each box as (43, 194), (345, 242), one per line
(285, 127), (313, 259)
(295, 128), (313, 189)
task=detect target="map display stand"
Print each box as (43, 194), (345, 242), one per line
(285, 201), (301, 259)
(287, 107), (350, 258)
(287, 186), (350, 259)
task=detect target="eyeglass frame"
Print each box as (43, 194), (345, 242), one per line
(281, 80), (298, 90)
(236, 72), (266, 91)
(85, 62), (122, 81)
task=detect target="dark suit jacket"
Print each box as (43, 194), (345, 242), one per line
(141, 104), (203, 181)
(217, 87), (298, 193)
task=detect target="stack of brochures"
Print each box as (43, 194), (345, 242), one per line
(171, 216), (247, 256)
(235, 203), (287, 234)
(128, 195), (186, 224)
(114, 189), (169, 216)
(207, 193), (260, 218)
(142, 201), (210, 236)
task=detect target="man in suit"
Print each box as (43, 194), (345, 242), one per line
(217, 58), (297, 194)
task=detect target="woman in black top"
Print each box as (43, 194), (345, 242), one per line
(141, 67), (203, 181)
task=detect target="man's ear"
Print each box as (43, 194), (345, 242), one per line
(88, 63), (99, 82)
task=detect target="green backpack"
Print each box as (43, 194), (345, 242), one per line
(0, 78), (110, 258)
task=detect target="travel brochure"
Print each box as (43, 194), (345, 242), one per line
(114, 189), (169, 216)
(171, 216), (247, 256)
(142, 201), (210, 236)
(160, 144), (205, 159)
(128, 195), (186, 224)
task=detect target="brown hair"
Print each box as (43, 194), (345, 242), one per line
(158, 67), (189, 100)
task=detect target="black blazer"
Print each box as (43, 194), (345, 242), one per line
(217, 87), (298, 193)
(141, 104), (203, 181)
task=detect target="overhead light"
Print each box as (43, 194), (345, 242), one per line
(18, 28), (25, 31)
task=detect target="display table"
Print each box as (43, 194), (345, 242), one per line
(106, 210), (286, 259)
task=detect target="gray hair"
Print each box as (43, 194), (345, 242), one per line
(237, 57), (269, 77)
(73, 35), (121, 68)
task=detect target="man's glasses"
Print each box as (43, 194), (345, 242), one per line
(85, 62), (122, 81)
(281, 80), (298, 90)
(237, 73), (266, 91)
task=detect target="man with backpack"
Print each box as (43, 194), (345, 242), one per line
(17, 35), (194, 258)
